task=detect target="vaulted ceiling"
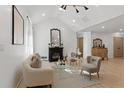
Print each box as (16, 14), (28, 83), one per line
(20, 5), (124, 33)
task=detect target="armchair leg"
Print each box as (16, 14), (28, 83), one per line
(89, 73), (91, 80)
(80, 69), (83, 75)
(49, 84), (52, 88)
(97, 72), (99, 78)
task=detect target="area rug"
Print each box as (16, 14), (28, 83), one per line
(52, 65), (101, 88)
(84, 83), (105, 88)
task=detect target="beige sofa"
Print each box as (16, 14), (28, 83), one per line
(23, 55), (54, 87)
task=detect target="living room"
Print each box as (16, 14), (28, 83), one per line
(0, 3), (124, 90)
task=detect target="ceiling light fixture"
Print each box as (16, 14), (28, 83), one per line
(59, 7), (63, 11)
(102, 26), (105, 29)
(61, 5), (64, 9)
(60, 5), (89, 13)
(42, 13), (46, 16)
(63, 5), (67, 10)
(75, 8), (79, 13)
(72, 19), (76, 23)
(83, 6), (89, 10)
(73, 5), (79, 13)
(120, 28), (123, 31)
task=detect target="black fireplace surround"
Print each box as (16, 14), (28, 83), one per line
(49, 47), (63, 62)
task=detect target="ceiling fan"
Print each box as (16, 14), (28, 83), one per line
(60, 5), (89, 13)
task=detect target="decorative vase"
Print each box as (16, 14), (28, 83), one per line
(103, 44), (105, 48)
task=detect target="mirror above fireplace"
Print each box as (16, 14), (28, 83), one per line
(50, 28), (61, 47)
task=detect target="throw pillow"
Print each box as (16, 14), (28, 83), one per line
(34, 53), (41, 59)
(30, 55), (42, 68)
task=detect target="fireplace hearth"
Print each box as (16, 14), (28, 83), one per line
(49, 47), (63, 62)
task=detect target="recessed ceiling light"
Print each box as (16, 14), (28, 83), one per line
(42, 13), (46, 16)
(72, 19), (76, 23)
(120, 28), (123, 31)
(102, 26), (105, 29)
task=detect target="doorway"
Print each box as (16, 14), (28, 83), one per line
(113, 37), (123, 58)
(77, 37), (83, 57)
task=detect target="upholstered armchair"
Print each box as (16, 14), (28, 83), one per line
(80, 56), (102, 80)
(68, 52), (79, 65)
(23, 55), (54, 88)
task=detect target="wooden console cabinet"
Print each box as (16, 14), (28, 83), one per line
(92, 48), (108, 60)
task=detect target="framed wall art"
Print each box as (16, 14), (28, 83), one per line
(93, 38), (102, 48)
(12, 5), (24, 45)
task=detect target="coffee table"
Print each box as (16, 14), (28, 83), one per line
(54, 61), (70, 69)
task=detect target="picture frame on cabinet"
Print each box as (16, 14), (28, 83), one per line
(93, 38), (102, 48)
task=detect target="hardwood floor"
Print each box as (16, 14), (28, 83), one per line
(98, 58), (124, 88)
(19, 58), (124, 88)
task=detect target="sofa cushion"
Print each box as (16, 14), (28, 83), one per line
(30, 55), (42, 68)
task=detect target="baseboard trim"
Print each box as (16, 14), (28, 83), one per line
(16, 77), (23, 88)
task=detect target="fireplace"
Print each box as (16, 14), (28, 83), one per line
(49, 47), (63, 62)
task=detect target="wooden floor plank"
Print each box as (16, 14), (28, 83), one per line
(99, 58), (124, 87)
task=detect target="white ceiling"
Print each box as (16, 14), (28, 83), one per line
(20, 5), (124, 33)
(79, 14), (124, 34)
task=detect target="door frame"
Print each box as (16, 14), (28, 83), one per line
(113, 37), (123, 58)
(77, 37), (83, 57)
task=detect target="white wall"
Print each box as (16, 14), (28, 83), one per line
(77, 32), (92, 59)
(26, 16), (33, 56)
(33, 18), (77, 58)
(0, 5), (33, 87)
(83, 32), (92, 58)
